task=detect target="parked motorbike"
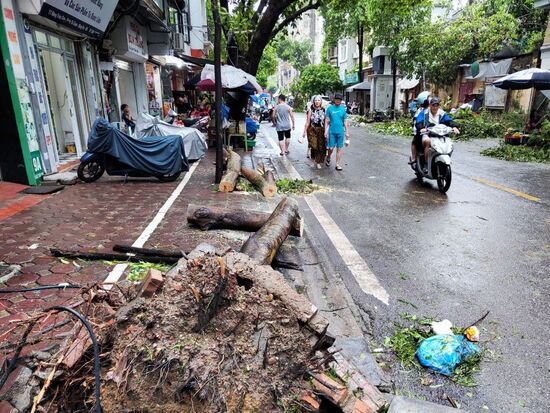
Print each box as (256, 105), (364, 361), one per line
(77, 119), (188, 183)
(410, 124), (454, 193)
(259, 106), (272, 123)
(183, 116), (210, 133)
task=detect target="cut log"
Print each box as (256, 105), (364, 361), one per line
(50, 248), (179, 265)
(265, 170), (278, 197)
(240, 167), (276, 198)
(186, 204), (303, 237)
(219, 150), (241, 192)
(240, 197), (300, 265)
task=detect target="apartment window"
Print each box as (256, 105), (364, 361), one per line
(169, 7), (190, 44)
(339, 40), (348, 62)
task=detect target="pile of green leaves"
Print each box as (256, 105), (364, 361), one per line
(102, 260), (172, 282)
(481, 143), (550, 163)
(276, 178), (320, 194)
(527, 119), (550, 150)
(454, 109), (528, 141)
(372, 117), (412, 137)
(236, 178), (255, 192)
(384, 313), (483, 386)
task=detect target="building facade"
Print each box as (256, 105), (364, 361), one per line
(0, 0), (209, 185)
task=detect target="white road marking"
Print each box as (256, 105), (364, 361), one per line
(263, 126), (390, 304)
(103, 161), (200, 289)
(303, 194), (390, 305)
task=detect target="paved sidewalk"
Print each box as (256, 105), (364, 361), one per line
(0, 150), (274, 364)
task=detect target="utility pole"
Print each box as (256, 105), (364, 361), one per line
(211, 0), (224, 184)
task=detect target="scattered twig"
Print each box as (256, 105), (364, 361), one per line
(468, 310), (490, 328)
(30, 353), (65, 413)
(0, 320), (36, 390)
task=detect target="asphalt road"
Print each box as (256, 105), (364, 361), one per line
(262, 112), (550, 412)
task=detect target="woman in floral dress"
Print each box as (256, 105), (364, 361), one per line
(302, 96), (326, 169)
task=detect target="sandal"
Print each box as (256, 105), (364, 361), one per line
(335, 165), (343, 171)
(325, 158), (331, 167)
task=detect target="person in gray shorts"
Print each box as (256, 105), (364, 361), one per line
(272, 94), (296, 156)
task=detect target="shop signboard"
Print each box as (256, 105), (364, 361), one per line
(39, 0), (117, 38)
(345, 72), (359, 85)
(111, 16), (148, 62)
(1, 0), (43, 183)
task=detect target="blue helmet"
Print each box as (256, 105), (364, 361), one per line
(417, 91), (430, 105)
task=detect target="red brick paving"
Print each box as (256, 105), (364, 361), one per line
(0, 150), (275, 367)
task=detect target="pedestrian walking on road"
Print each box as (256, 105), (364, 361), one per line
(324, 93), (350, 171)
(272, 94), (296, 156)
(302, 95), (326, 169)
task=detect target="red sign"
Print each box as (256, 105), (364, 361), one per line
(4, 7), (14, 20)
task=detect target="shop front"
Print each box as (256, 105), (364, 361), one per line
(104, 15), (150, 127)
(0, 0), (115, 183)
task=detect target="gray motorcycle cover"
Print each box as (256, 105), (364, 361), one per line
(87, 118), (189, 175)
(136, 113), (207, 161)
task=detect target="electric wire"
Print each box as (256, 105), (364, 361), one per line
(44, 306), (103, 413)
(0, 284), (83, 294)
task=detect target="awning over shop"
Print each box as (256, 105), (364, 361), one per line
(397, 77), (420, 90)
(465, 58), (513, 81)
(152, 55), (191, 68)
(345, 81), (371, 92)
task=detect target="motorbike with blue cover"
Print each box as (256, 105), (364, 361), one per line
(77, 119), (189, 183)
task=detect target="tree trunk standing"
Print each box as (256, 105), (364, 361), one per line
(240, 197), (301, 265)
(212, 0), (224, 183)
(357, 24), (364, 116)
(391, 58), (397, 120)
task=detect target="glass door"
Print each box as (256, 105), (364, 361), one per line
(65, 57), (86, 153)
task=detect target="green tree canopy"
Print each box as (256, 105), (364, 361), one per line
(297, 63), (342, 96)
(215, 0), (324, 75)
(256, 43), (278, 86)
(274, 35), (313, 68)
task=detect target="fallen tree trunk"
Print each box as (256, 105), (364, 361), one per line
(186, 204), (303, 237)
(240, 167), (277, 198)
(219, 150), (241, 192)
(240, 197), (300, 265)
(50, 248), (179, 265)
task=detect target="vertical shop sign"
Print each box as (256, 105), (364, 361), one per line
(23, 19), (56, 168)
(1, 0), (43, 182)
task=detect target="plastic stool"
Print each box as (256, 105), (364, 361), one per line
(228, 133), (248, 151)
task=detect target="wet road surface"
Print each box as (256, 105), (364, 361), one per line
(262, 113), (550, 412)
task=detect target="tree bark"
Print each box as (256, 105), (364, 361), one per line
(219, 150), (241, 192)
(240, 167), (276, 197)
(212, 0), (224, 183)
(186, 204), (303, 237)
(240, 197), (300, 265)
(243, 0), (322, 74)
(391, 58), (397, 120)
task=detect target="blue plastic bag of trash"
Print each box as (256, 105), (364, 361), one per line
(416, 334), (480, 376)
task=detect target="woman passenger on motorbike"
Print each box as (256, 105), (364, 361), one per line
(414, 97), (459, 173)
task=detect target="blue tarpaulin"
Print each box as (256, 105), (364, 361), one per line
(87, 118), (189, 176)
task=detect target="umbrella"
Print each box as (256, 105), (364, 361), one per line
(492, 68), (550, 90)
(259, 93), (270, 98)
(201, 64), (262, 94)
(196, 79), (216, 91)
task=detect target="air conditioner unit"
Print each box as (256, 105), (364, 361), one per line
(172, 33), (186, 51)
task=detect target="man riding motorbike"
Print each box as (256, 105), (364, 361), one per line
(414, 97), (459, 173)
